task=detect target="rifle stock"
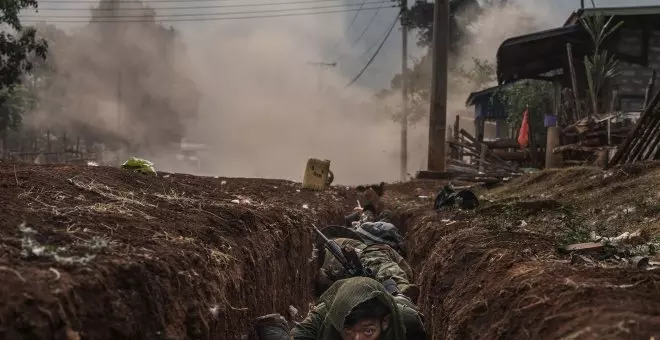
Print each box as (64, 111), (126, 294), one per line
(312, 224), (372, 278)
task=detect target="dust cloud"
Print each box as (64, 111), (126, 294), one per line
(24, 0), (562, 185)
(175, 14), (406, 184)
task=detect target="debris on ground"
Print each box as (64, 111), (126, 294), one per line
(120, 157), (156, 175)
(2, 162), (660, 339)
(433, 183), (479, 210)
(610, 89), (660, 165)
(397, 162), (660, 339)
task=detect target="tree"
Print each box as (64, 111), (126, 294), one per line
(375, 56), (496, 125)
(0, 85), (37, 133)
(580, 13), (623, 115)
(492, 80), (553, 135)
(0, 0), (48, 132)
(406, 0), (481, 48)
(377, 0), (521, 127)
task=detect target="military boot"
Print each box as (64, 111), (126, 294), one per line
(254, 314), (290, 340)
(400, 284), (420, 303)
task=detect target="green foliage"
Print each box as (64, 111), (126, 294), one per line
(406, 0), (481, 48)
(453, 58), (496, 90)
(493, 80), (553, 133)
(580, 13), (623, 115)
(0, 85), (37, 132)
(556, 205), (591, 246)
(383, 0), (517, 126)
(0, 0), (48, 133)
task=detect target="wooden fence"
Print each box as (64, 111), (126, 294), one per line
(0, 130), (103, 165)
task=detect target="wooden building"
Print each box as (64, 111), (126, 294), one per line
(465, 85), (511, 140)
(497, 5), (660, 120)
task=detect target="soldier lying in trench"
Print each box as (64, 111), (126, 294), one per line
(315, 223), (419, 303)
(253, 188), (426, 339)
(320, 189), (418, 301)
(344, 187), (391, 227)
(254, 277), (425, 340)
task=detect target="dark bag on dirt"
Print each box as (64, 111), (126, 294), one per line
(254, 314), (290, 340)
(434, 185), (479, 210)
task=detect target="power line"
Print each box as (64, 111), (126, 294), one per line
(345, 11), (399, 87)
(324, 0), (365, 62)
(20, 5), (396, 23)
(333, 1), (382, 63)
(22, 1), (390, 19)
(34, 0), (361, 10)
(38, 0), (341, 3)
(348, 2), (381, 48)
(352, 11), (392, 59)
(331, 3), (385, 64)
(342, 0), (367, 33)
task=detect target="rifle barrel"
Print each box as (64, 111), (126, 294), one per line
(311, 224), (330, 242)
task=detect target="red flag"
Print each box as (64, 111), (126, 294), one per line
(517, 109), (529, 149)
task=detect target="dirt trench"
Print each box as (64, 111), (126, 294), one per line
(2, 163), (660, 339)
(397, 163), (660, 340)
(0, 164), (356, 339)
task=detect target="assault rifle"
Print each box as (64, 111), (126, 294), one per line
(311, 224), (373, 278)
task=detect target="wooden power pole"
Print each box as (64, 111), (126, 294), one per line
(117, 70), (122, 131)
(400, 0), (409, 181)
(427, 0), (448, 171)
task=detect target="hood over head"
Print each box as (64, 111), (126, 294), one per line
(318, 277), (406, 340)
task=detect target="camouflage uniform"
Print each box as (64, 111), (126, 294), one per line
(318, 237), (415, 299)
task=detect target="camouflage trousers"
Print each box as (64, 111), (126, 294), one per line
(319, 238), (414, 293)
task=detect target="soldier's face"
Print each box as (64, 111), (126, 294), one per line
(341, 315), (390, 340)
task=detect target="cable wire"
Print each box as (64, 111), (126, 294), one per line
(22, 1), (390, 19)
(35, 0), (360, 10)
(345, 11), (399, 87)
(20, 5), (396, 23)
(348, 2), (380, 48)
(39, 0), (338, 3)
(341, 0), (367, 33)
(332, 2), (382, 64)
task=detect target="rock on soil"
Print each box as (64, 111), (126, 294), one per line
(0, 164), (353, 339)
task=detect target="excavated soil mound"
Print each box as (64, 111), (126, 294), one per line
(4, 162), (660, 340)
(0, 164), (353, 339)
(394, 162), (660, 339)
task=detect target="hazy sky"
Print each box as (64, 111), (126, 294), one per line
(21, 0), (660, 91)
(12, 0), (660, 182)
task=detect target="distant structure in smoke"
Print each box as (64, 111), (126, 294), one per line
(25, 0), (201, 156)
(369, 0), (556, 170)
(376, 0), (550, 124)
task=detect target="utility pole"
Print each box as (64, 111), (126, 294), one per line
(427, 0), (448, 171)
(117, 70), (122, 131)
(400, 0), (409, 181)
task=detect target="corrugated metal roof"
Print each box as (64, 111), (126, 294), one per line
(496, 24), (589, 84)
(565, 6), (660, 26)
(498, 24), (583, 51)
(465, 85), (502, 107)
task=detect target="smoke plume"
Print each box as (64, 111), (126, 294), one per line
(24, 0), (561, 184)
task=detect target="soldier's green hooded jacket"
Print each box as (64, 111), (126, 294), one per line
(291, 277), (409, 340)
